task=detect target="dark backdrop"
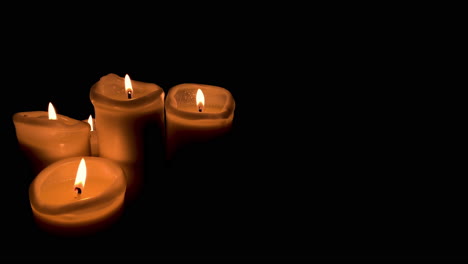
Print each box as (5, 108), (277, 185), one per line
(1, 3), (465, 262)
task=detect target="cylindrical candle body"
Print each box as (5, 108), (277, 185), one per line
(29, 156), (126, 236)
(89, 73), (165, 201)
(165, 83), (235, 161)
(13, 111), (91, 174)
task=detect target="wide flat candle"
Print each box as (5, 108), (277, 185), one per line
(13, 103), (91, 174)
(89, 73), (165, 201)
(165, 83), (235, 161)
(29, 156), (126, 236)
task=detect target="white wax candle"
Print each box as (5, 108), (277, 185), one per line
(13, 103), (91, 174)
(29, 156), (126, 236)
(89, 73), (165, 201)
(165, 83), (235, 160)
(82, 115), (99, 156)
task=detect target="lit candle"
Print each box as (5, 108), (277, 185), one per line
(29, 156), (126, 236)
(12, 102), (91, 174)
(165, 83), (235, 161)
(89, 73), (165, 201)
(82, 114), (99, 156)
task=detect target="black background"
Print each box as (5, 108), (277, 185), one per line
(1, 3), (466, 262)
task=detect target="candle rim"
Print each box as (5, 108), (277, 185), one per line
(90, 73), (165, 109)
(165, 83), (235, 120)
(29, 156), (126, 215)
(13, 111), (91, 131)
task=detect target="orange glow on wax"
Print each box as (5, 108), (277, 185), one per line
(125, 74), (133, 99)
(48, 102), (57, 120)
(196, 89), (205, 112)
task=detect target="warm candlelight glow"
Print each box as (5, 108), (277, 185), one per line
(74, 158), (87, 195)
(196, 89), (205, 112)
(87, 115), (94, 131)
(48, 102), (57, 120)
(125, 74), (133, 99)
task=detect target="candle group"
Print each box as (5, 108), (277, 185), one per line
(13, 73), (235, 236)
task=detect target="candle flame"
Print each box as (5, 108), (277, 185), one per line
(87, 115), (94, 131)
(74, 158), (87, 192)
(196, 89), (205, 112)
(48, 102), (57, 120)
(125, 74), (133, 98)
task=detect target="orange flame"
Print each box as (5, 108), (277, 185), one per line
(196, 89), (205, 112)
(87, 115), (94, 131)
(125, 74), (133, 98)
(74, 158), (87, 195)
(48, 102), (57, 120)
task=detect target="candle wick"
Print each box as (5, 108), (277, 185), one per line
(74, 187), (82, 198)
(127, 90), (133, 99)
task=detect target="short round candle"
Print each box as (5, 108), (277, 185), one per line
(29, 156), (126, 236)
(12, 102), (91, 174)
(165, 83), (235, 160)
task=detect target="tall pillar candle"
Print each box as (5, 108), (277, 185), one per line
(29, 156), (126, 236)
(165, 83), (235, 162)
(89, 73), (165, 201)
(12, 102), (91, 174)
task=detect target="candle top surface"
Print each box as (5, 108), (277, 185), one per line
(13, 111), (90, 131)
(166, 83), (235, 120)
(90, 73), (164, 109)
